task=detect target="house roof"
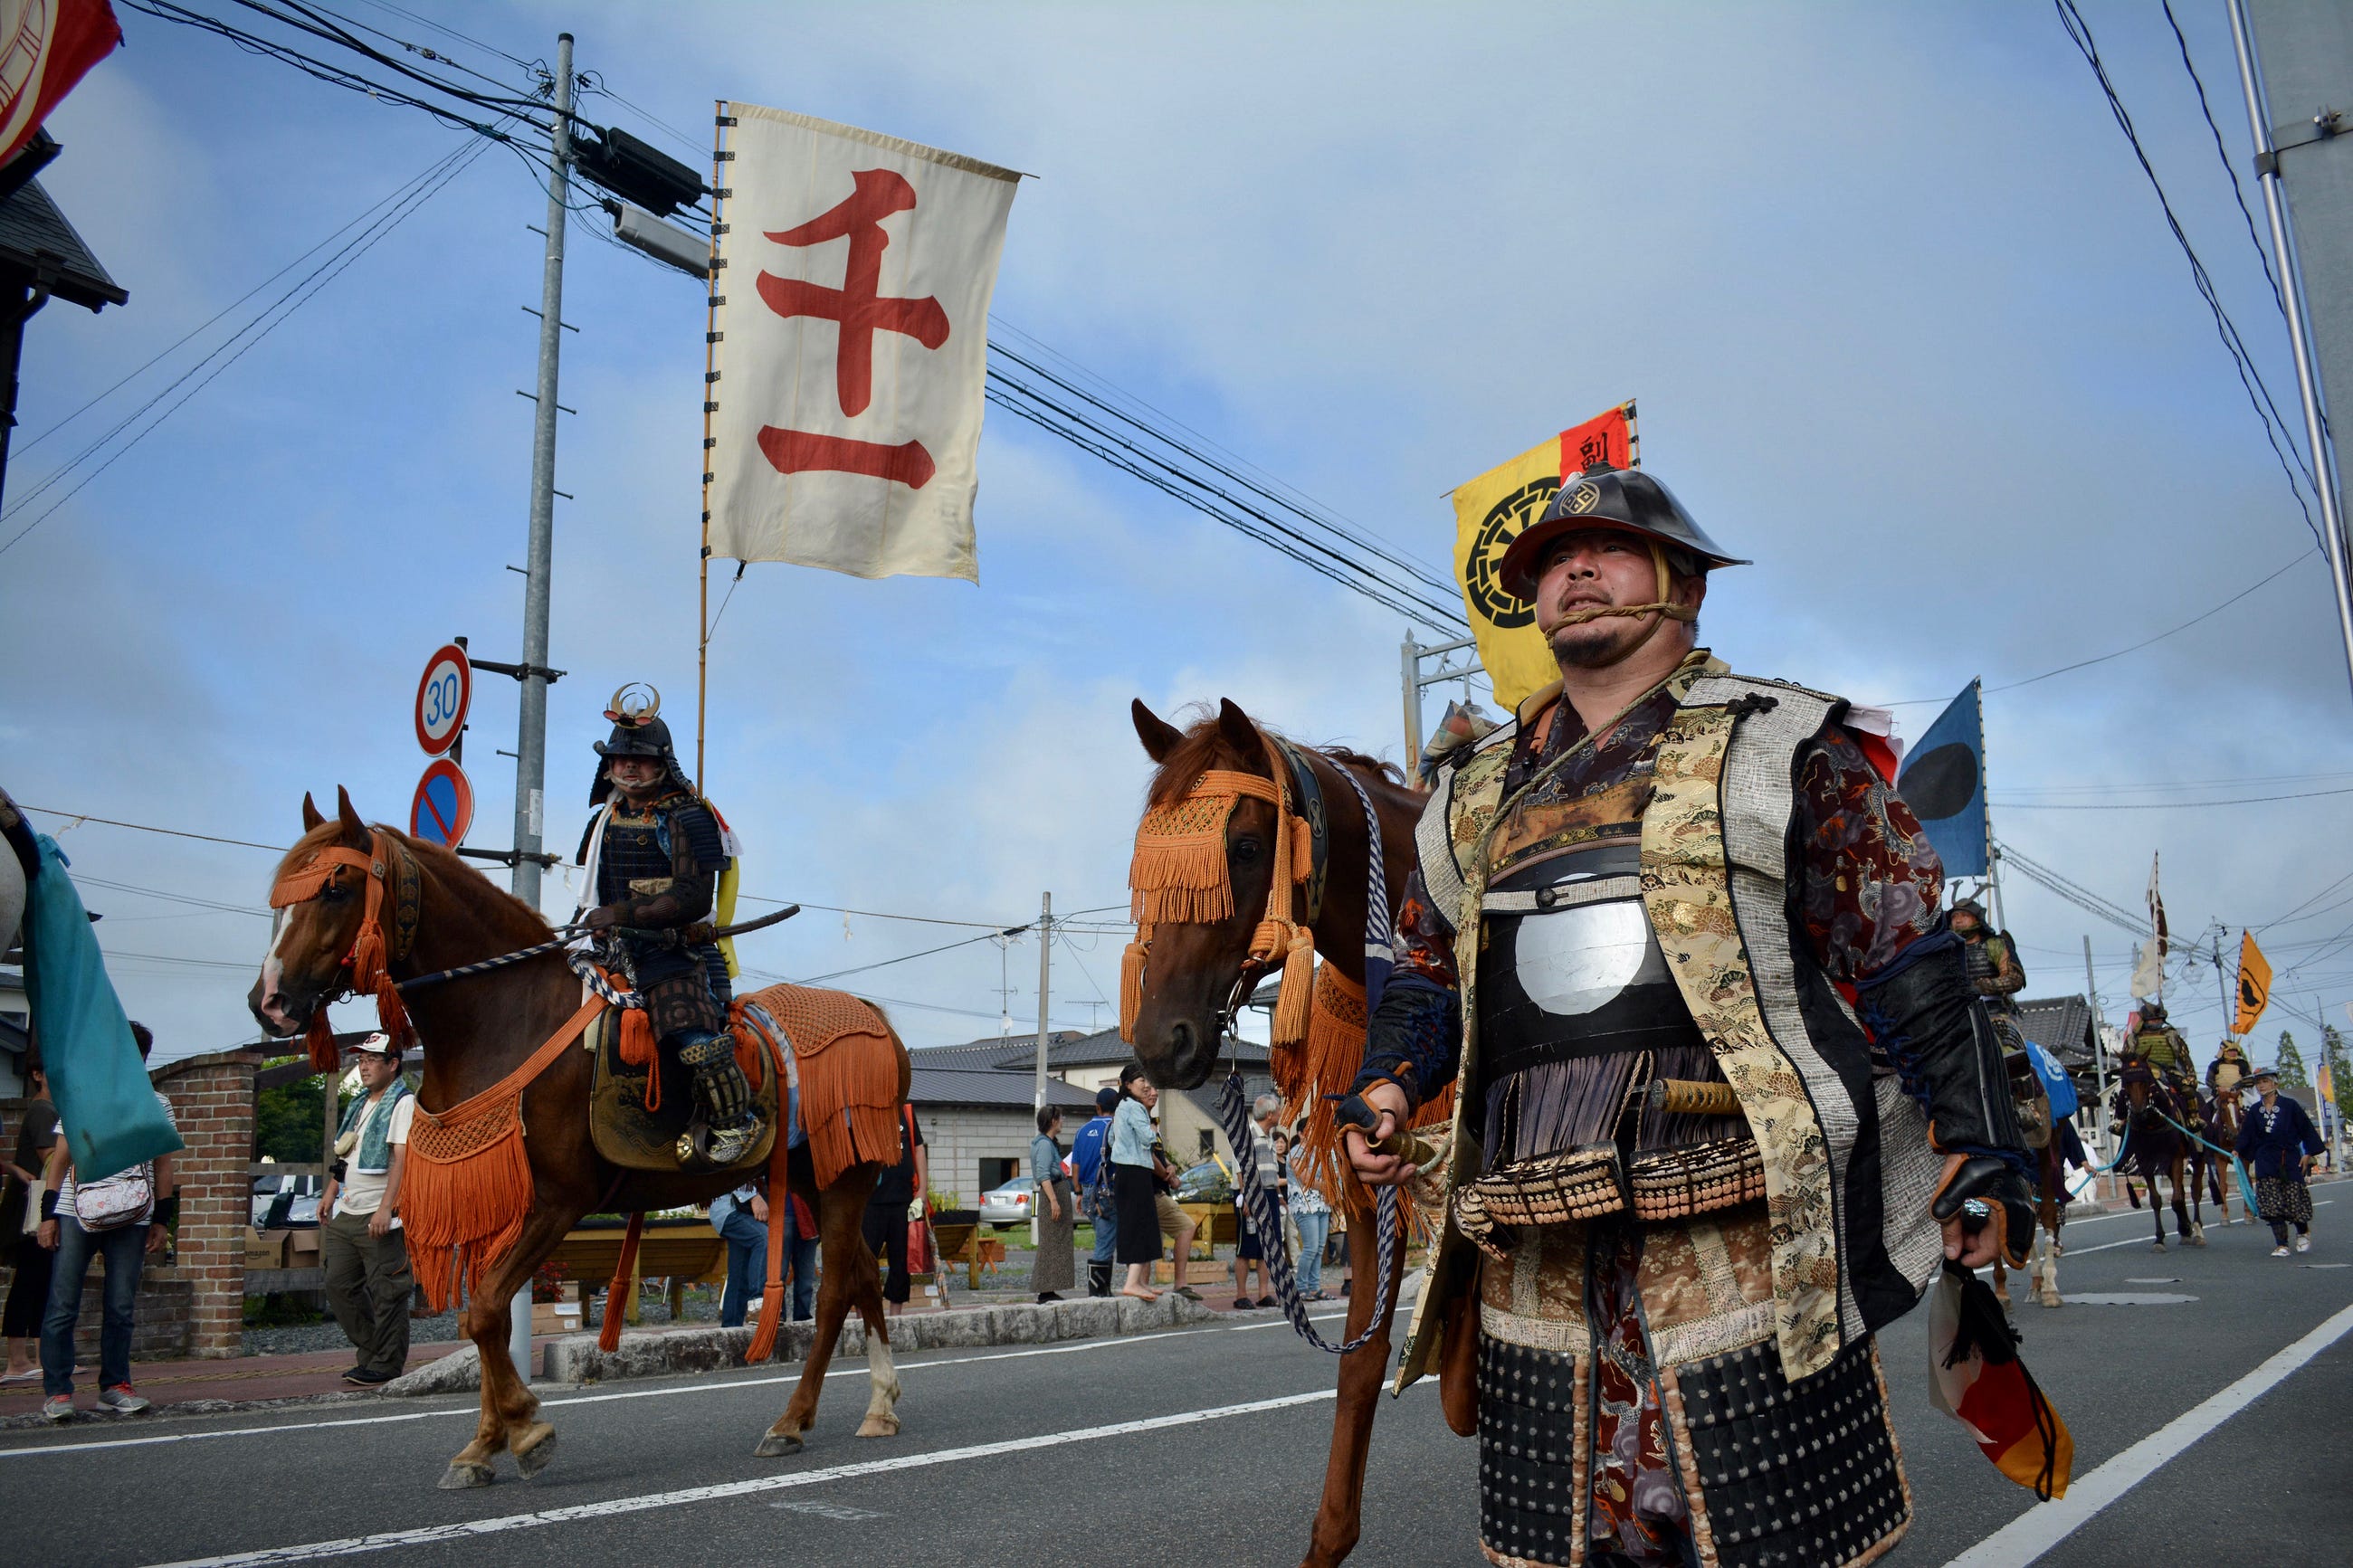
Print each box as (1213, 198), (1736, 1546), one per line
(2015, 994), (2098, 1069)
(0, 178), (126, 310)
(907, 1064), (1100, 1112)
(910, 1026), (1270, 1074)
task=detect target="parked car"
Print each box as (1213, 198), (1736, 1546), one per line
(1172, 1158), (1232, 1205)
(252, 1172), (323, 1229)
(977, 1179), (1034, 1226)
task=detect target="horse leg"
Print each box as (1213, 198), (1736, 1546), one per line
(2148, 1169), (2167, 1250)
(440, 1198), (587, 1489)
(758, 1172), (882, 1457)
(2177, 1160), (2202, 1246)
(1300, 1212), (1405, 1568)
(1991, 1256), (2013, 1309)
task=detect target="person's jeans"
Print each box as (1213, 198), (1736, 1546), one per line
(1087, 1190), (1118, 1264)
(42, 1216), (147, 1395)
(779, 1201), (819, 1320)
(717, 1207), (768, 1328)
(1293, 1210), (1332, 1296)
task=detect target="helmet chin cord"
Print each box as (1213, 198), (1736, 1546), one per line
(1538, 541), (1699, 669)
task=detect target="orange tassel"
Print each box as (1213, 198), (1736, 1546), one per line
(1272, 927), (1315, 1049)
(1119, 933), (1149, 1043)
(597, 1213), (643, 1353)
(304, 1011), (339, 1074)
(403, 1111), (535, 1311)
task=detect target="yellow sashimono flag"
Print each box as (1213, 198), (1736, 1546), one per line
(2234, 929), (2272, 1036)
(1450, 404), (1635, 712)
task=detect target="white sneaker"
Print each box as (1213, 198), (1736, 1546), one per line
(2295, 1236), (2311, 1254)
(2271, 1245), (2291, 1258)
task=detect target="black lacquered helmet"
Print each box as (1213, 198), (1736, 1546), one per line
(1496, 462), (1748, 599)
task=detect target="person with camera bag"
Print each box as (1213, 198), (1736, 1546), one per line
(37, 1022), (177, 1421)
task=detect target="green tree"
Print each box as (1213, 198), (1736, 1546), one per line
(252, 1059), (354, 1163)
(2274, 1030), (2311, 1093)
(2323, 1024), (2351, 1107)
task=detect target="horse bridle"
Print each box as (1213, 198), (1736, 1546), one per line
(1208, 734), (1330, 1050)
(269, 830), (424, 1009)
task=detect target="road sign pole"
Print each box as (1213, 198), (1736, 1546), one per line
(510, 31), (574, 924)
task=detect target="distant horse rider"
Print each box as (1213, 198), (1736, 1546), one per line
(576, 686), (761, 1168)
(2207, 1038), (2253, 1101)
(2129, 999), (2197, 1105)
(1952, 898), (2025, 1050)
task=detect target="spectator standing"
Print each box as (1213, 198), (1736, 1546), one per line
(1031, 1107), (1076, 1303)
(1072, 1087), (1119, 1297)
(862, 1103), (928, 1315)
(1231, 1094), (1282, 1308)
(1110, 1063), (1162, 1301)
(3, 1067), (58, 1383)
(2237, 1067), (2326, 1256)
(318, 1034), (415, 1386)
(38, 1022), (176, 1421)
(776, 1190), (820, 1320)
(708, 1178), (769, 1328)
(1287, 1128), (1335, 1301)
(1150, 1121), (1200, 1301)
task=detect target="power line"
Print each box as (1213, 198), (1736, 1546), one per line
(16, 805), (285, 853)
(2159, 0), (2287, 319)
(791, 927), (1032, 986)
(1880, 549), (2310, 705)
(73, 876), (271, 918)
(0, 133), (495, 556)
(1991, 784), (2353, 810)
(2053, 0), (2321, 549)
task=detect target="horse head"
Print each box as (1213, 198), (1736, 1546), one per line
(1121, 698), (1291, 1090)
(250, 789), (376, 1039)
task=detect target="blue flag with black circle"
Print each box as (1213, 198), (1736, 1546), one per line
(1898, 681), (1987, 878)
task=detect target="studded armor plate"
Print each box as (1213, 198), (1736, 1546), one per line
(1477, 1334), (1589, 1568)
(1662, 1336), (1909, 1568)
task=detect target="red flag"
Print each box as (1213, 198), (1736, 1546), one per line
(0, 0), (122, 171)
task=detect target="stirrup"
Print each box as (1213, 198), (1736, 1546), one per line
(682, 1109), (763, 1170)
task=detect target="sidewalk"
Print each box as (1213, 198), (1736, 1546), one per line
(0, 1336), (489, 1419)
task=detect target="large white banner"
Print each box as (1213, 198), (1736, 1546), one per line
(707, 104), (1018, 582)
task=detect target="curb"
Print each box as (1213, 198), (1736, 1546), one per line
(383, 1292), (1224, 1396)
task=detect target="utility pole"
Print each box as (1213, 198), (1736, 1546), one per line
(510, 33), (575, 917)
(2212, 921), (2235, 1039)
(2228, 0), (2353, 701)
(1033, 893), (1053, 1112)
(505, 32), (575, 1386)
(2084, 934), (2111, 1162)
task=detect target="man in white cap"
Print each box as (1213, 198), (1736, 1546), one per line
(319, 1033), (414, 1386)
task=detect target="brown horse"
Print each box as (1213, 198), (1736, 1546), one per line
(2112, 1060), (2205, 1251)
(249, 789), (910, 1487)
(1126, 698), (1424, 1568)
(1991, 1137), (2070, 1309)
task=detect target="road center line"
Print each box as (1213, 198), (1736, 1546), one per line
(142, 1388), (1351, 1567)
(0, 1325), (1233, 1461)
(1938, 1297), (2353, 1568)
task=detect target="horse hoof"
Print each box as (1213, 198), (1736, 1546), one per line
(754, 1431), (805, 1459)
(855, 1413), (900, 1440)
(2152, 1241), (2167, 1251)
(438, 1462), (495, 1491)
(513, 1429), (557, 1478)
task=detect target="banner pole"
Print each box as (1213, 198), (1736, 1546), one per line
(697, 100), (729, 793)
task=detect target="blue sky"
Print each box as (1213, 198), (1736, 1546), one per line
(7, 1), (2352, 1069)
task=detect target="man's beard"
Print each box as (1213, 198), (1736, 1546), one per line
(1548, 612), (1650, 670)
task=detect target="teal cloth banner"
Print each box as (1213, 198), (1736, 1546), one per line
(24, 836), (184, 1183)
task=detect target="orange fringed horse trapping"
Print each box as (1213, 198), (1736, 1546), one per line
(402, 995), (605, 1310)
(735, 982), (902, 1190)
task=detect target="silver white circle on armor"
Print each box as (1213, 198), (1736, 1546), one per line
(1511, 898), (1651, 1016)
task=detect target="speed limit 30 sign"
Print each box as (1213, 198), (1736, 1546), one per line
(414, 642), (472, 756)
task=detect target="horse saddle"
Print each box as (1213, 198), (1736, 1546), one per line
(586, 1006), (786, 1174)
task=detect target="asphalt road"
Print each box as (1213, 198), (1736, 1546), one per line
(3, 1198), (2347, 1568)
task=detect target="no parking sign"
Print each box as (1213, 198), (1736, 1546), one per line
(410, 757), (475, 848)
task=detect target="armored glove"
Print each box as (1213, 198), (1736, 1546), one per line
(1931, 1154), (2036, 1270)
(1854, 927), (2033, 1166)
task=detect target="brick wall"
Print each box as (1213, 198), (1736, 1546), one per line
(149, 1050), (262, 1358)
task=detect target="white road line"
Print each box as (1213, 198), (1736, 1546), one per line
(2063, 1199), (2330, 1258)
(0, 1326), (1232, 1461)
(142, 1388), (1351, 1567)
(1939, 1297), (2353, 1568)
(1230, 1310), (1349, 1332)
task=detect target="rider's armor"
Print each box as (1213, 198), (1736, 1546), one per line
(584, 706), (760, 1168)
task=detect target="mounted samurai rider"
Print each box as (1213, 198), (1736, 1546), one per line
(575, 688), (763, 1168)
(1342, 464), (2034, 1568)
(2126, 999), (2197, 1107)
(1953, 897), (2050, 1149)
